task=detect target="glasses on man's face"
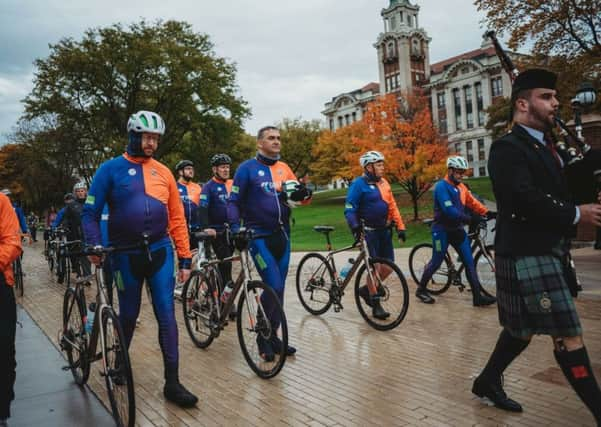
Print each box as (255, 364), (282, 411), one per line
(454, 169), (466, 176)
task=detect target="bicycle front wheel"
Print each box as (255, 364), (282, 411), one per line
(237, 281), (287, 379)
(354, 258), (409, 331)
(47, 245), (55, 273)
(295, 253), (334, 315)
(102, 307), (135, 427)
(408, 243), (452, 295)
(475, 245), (496, 298)
(182, 270), (218, 349)
(61, 287), (89, 385)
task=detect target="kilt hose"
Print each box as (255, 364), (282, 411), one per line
(495, 254), (582, 339)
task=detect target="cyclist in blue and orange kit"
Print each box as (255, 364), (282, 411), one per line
(175, 159), (201, 237)
(344, 151), (407, 320)
(82, 110), (198, 407)
(415, 155), (497, 306)
(1, 190), (29, 237)
(227, 126), (312, 360)
(198, 153), (236, 318)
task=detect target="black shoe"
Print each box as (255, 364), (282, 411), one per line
(416, 288), (435, 304)
(372, 300), (390, 319)
(473, 294), (496, 307)
(228, 303), (237, 320)
(358, 285), (373, 307)
(472, 375), (522, 412)
(256, 334), (275, 362)
(164, 382), (199, 408)
(269, 335), (296, 356)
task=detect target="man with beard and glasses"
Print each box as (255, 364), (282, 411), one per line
(472, 69), (601, 424)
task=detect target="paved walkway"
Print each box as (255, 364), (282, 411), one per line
(11, 242), (601, 426)
(11, 306), (113, 427)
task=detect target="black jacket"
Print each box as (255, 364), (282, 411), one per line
(488, 124), (577, 256)
(63, 199), (85, 241)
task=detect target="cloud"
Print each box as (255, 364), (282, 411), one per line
(0, 73), (33, 142)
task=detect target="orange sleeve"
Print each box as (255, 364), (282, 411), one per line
(0, 194), (22, 285)
(380, 179), (405, 231)
(165, 167), (192, 260)
(463, 185), (488, 216)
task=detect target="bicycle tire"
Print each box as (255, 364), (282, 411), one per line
(408, 243), (452, 295)
(102, 307), (136, 427)
(182, 270), (218, 349)
(57, 254), (67, 284)
(237, 281), (287, 379)
(47, 245), (55, 273)
(61, 287), (90, 385)
(475, 245), (496, 298)
(295, 252), (334, 315)
(354, 257), (409, 331)
(14, 258), (23, 297)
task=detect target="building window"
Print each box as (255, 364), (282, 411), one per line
(338, 116), (343, 128)
(478, 138), (486, 161)
(329, 119), (334, 131)
(387, 42), (395, 58)
(437, 92), (446, 109)
(475, 82), (485, 127)
(454, 143), (461, 154)
(464, 85), (473, 129)
(453, 88), (462, 131)
(479, 166), (486, 176)
(394, 74), (399, 88)
(466, 140), (473, 162)
(352, 112), (357, 122)
(491, 77), (503, 97)
(439, 117), (447, 134)
(345, 114), (350, 125)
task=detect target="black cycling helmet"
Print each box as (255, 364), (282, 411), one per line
(211, 153), (232, 167)
(175, 160), (194, 172)
(64, 193), (74, 201)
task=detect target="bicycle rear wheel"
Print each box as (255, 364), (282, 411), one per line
(182, 269), (218, 349)
(237, 281), (287, 379)
(13, 258), (23, 297)
(295, 253), (334, 315)
(354, 258), (409, 331)
(60, 287), (90, 385)
(408, 243), (452, 294)
(102, 307), (135, 427)
(475, 245), (496, 298)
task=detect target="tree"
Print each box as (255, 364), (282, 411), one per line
(21, 20), (250, 183)
(350, 93), (447, 220)
(278, 118), (322, 178)
(311, 93), (447, 220)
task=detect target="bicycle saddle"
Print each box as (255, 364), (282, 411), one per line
(313, 225), (334, 233)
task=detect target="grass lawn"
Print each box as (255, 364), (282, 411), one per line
(289, 177), (494, 251)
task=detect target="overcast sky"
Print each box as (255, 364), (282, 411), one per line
(0, 0), (490, 142)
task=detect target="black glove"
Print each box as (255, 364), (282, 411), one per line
(470, 215), (486, 228)
(351, 227), (362, 242)
(397, 230), (406, 242)
(290, 183), (312, 202)
(486, 211), (497, 220)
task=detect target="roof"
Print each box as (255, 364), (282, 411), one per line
(430, 46), (497, 75)
(361, 82), (380, 93)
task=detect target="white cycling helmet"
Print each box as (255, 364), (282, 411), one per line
(1, 188), (11, 195)
(127, 110), (165, 135)
(447, 155), (469, 170)
(359, 151), (385, 168)
(73, 181), (87, 191)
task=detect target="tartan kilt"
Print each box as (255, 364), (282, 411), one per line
(495, 254), (582, 338)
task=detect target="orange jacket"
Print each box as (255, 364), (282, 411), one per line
(0, 193), (23, 286)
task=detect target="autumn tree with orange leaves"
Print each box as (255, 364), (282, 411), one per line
(312, 92), (447, 220)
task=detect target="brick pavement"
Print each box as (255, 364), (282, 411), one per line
(16, 242), (601, 426)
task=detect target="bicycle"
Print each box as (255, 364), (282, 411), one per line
(58, 240), (145, 427)
(181, 228), (288, 379)
(45, 227), (60, 274)
(408, 218), (496, 297)
(295, 224), (410, 331)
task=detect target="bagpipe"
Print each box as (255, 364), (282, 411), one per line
(485, 31), (601, 204)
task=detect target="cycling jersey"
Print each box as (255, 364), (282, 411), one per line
(344, 176), (406, 231)
(11, 204), (28, 234)
(177, 180), (201, 231)
(0, 194), (22, 286)
(432, 176), (487, 232)
(227, 157), (303, 233)
(199, 177), (232, 230)
(81, 153), (191, 268)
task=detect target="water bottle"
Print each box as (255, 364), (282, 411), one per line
(85, 302), (96, 334)
(221, 282), (234, 303)
(339, 258), (355, 279)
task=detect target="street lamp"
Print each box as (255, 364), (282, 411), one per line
(570, 81), (598, 152)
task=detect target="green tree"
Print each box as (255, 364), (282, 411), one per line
(277, 118), (322, 178)
(21, 20), (250, 183)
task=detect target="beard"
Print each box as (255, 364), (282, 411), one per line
(528, 105), (555, 131)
